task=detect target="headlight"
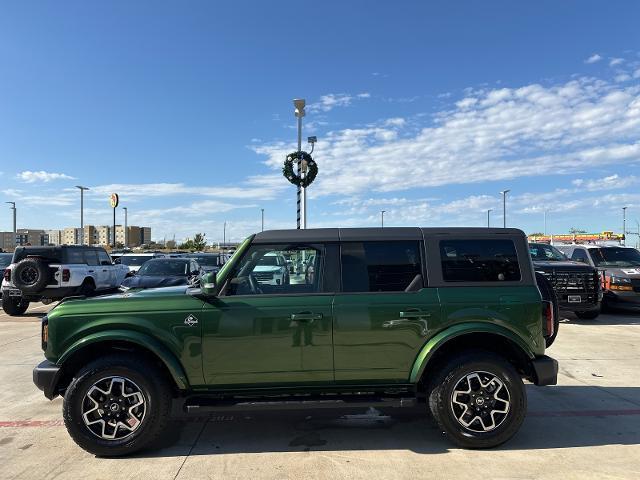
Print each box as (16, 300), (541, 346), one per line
(611, 276), (631, 284)
(609, 276), (633, 291)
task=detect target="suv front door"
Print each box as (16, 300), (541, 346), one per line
(201, 243), (337, 387)
(332, 240), (440, 383)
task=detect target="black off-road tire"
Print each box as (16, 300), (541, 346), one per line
(427, 351), (527, 449)
(63, 354), (172, 457)
(575, 309), (600, 320)
(535, 272), (560, 348)
(79, 279), (96, 298)
(1, 292), (30, 316)
(13, 258), (50, 294)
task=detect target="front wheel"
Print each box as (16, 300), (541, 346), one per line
(63, 354), (171, 456)
(427, 351), (527, 449)
(1, 292), (30, 316)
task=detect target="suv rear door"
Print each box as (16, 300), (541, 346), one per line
(332, 235), (440, 383)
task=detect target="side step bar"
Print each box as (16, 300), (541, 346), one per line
(184, 394), (418, 414)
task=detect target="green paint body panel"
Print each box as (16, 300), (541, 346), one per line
(42, 235), (548, 395)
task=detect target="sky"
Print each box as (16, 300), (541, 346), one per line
(1, 1), (640, 244)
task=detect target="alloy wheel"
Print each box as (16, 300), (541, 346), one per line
(450, 371), (510, 433)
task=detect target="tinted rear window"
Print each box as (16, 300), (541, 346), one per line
(440, 239), (521, 282)
(341, 241), (422, 292)
(13, 247), (62, 263)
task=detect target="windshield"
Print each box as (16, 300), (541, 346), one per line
(189, 255), (219, 266)
(0, 254), (12, 269)
(137, 260), (190, 276)
(590, 248), (640, 267)
(120, 256), (155, 266)
(529, 243), (567, 261)
(258, 255), (279, 266)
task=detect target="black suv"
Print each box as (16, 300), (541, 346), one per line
(529, 242), (602, 319)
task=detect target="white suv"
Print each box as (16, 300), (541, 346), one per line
(1, 245), (129, 315)
(253, 252), (289, 286)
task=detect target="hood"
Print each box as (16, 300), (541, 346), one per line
(598, 266), (640, 278)
(48, 285), (194, 316)
(532, 260), (595, 272)
(254, 265), (283, 273)
(121, 275), (190, 289)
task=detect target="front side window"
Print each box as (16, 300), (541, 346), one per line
(341, 241), (423, 293)
(440, 239), (521, 282)
(529, 243), (567, 261)
(97, 250), (112, 265)
(226, 245), (323, 296)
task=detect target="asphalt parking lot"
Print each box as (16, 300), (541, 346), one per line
(0, 304), (638, 480)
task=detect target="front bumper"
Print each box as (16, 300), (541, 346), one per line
(530, 355), (558, 386)
(33, 360), (62, 400)
(604, 290), (640, 310)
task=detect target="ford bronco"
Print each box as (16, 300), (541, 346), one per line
(33, 228), (557, 455)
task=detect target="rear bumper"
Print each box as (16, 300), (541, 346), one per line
(33, 360), (62, 400)
(530, 355), (558, 386)
(2, 286), (80, 302)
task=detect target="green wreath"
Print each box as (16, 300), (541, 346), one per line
(282, 151), (318, 188)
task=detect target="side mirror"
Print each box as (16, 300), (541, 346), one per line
(200, 272), (216, 296)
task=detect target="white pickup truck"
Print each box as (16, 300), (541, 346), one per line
(1, 245), (129, 316)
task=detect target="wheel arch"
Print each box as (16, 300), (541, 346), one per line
(410, 323), (536, 386)
(56, 331), (190, 394)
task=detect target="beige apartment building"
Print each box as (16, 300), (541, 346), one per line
(0, 232), (16, 251)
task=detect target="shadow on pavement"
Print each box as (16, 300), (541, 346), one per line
(560, 311), (640, 326)
(132, 386), (640, 458)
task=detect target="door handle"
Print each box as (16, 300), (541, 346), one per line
(290, 312), (323, 322)
(88, 270), (95, 273)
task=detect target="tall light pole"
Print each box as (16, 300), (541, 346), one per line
(381, 210), (385, 228)
(75, 186), (89, 245)
(622, 206), (628, 246)
(487, 209), (492, 228)
(261, 208), (264, 232)
(500, 190), (510, 228)
(544, 209), (548, 236)
(223, 221), (227, 250)
(5, 202), (16, 234)
(294, 98), (306, 229)
(123, 207), (128, 248)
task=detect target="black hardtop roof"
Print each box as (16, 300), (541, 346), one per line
(253, 227), (526, 244)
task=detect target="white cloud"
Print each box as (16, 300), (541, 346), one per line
(634, 68), (640, 79)
(571, 174), (638, 191)
(307, 92), (370, 113)
(585, 53), (602, 64)
(16, 170), (75, 183)
(609, 57), (624, 66)
(384, 117), (406, 127)
(615, 73), (631, 83)
(254, 76), (640, 199)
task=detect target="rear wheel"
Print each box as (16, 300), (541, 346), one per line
(427, 351), (527, 449)
(1, 292), (30, 316)
(79, 280), (96, 298)
(575, 309), (600, 320)
(63, 354), (171, 456)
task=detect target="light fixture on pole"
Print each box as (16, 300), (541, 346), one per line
(123, 207), (128, 248)
(294, 98), (306, 229)
(5, 202), (16, 234)
(487, 209), (492, 228)
(381, 210), (385, 228)
(261, 208), (264, 232)
(75, 186), (89, 245)
(623, 206), (628, 246)
(500, 190), (510, 228)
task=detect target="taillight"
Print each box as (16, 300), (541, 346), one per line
(3, 268), (9, 282)
(62, 269), (70, 282)
(41, 316), (48, 351)
(542, 300), (554, 338)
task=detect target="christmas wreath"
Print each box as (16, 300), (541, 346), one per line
(282, 151), (318, 188)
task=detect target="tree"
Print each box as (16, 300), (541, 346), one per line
(179, 233), (207, 251)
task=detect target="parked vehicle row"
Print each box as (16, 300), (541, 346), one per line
(33, 227), (557, 455)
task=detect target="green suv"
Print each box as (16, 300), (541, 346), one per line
(33, 228), (557, 455)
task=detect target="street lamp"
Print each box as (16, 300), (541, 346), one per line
(5, 202), (16, 234)
(381, 210), (386, 228)
(75, 186), (89, 245)
(487, 209), (492, 228)
(261, 208), (264, 232)
(294, 98), (306, 230)
(622, 207), (628, 246)
(500, 190), (510, 228)
(123, 207), (128, 248)
(544, 209), (548, 236)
